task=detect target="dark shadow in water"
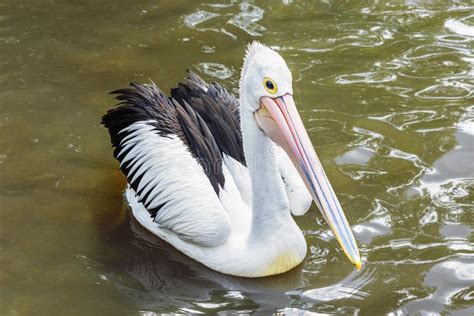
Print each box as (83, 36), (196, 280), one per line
(94, 198), (307, 314)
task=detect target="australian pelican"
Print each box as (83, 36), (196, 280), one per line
(102, 42), (361, 277)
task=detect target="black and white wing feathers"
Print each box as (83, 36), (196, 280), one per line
(102, 77), (244, 246)
(171, 71), (245, 165)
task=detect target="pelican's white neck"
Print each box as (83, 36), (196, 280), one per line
(239, 92), (290, 238)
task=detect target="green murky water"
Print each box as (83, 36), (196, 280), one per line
(1, 0), (473, 314)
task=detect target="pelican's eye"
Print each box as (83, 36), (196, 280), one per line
(263, 77), (278, 94)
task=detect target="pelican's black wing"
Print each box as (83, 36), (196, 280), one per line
(102, 72), (244, 218)
(103, 77), (241, 245)
(171, 70), (245, 165)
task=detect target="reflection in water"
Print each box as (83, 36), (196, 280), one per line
(336, 147), (374, 165)
(445, 16), (474, 37)
(392, 258), (474, 315)
(300, 268), (373, 302)
(95, 203), (379, 314)
(420, 107), (474, 218)
(94, 204), (305, 314)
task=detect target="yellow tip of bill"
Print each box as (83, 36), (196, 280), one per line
(355, 260), (362, 271)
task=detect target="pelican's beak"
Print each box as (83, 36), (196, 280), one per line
(256, 94), (362, 270)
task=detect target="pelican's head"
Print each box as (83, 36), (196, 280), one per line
(240, 42), (293, 112)
(241, 41), (362, 270)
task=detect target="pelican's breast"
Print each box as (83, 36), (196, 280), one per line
(262, 250), (304, 276)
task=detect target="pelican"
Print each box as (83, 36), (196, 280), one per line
(102, 41), (361, 277)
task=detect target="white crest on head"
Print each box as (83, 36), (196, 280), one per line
(240, 41), (267, 85)
(239, 41), (293, 112)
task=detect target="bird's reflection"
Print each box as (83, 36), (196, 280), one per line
(94, 192), (373, 314)
(99, 201), (306, 313)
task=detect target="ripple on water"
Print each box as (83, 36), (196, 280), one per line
(445, 16), (474, 37)
(436, 34), (472, 43)
(403, 45), (465, 60)
(420, 109), (474, 210)
(401, 54), (470, 79)
(223, 291), (245, 300)
(339, 22), (394, 48)
(184, 10), (220, 28)
(396, 45), (473, 95)
(201, 45), (215, 53)
(415, 82), (472, 99)
(305, 244), (329, 270)
(182, 2), (266, 39)
(426, 178), (474, 210)
(183, 10), (236, 39)
(393, 258), (474, 314)
(419, 207), (438, 226)
(335, 71), (396, 85)
(227, 2), (265, 36)
(368, 110), (444, 131)
(268, 18), (395, 55)
(195, 63), (234, 80)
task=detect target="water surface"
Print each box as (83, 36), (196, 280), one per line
(1, 0), (473, 314)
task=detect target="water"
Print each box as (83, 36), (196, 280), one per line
(0, 0), (473, 314)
